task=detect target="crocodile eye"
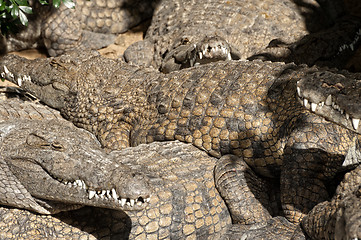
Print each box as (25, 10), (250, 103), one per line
(51, 142), (64, 151)
(181, 37), (189, 44)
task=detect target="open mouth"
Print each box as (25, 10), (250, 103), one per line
(54, 177), (151, 208)
(296, 80), (361, 132)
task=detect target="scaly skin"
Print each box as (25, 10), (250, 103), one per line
(0, 52), (357, 227)
(0, 136), (233, 239)
(123, 0), (325, 72)
(250, 15), (361, 71)
(1, 0), (155, 56)
(296, 68), (361, 134)
(0, 98), (151, 214)
(302, 164), (361, 240)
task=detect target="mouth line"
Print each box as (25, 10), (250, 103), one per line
(296, 82), (360, 132)
(52, 175), (151, 208)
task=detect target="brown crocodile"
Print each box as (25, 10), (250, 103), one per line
(1, 51), (359, 229)
(1, 0), (155, 56)
(123, 0), (327, 72)
(302, 163), (361, 240)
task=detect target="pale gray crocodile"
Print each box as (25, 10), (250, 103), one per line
(1, 0), (155, 56)
(0, 102), (233, 238)
(0, 94), (233, 238)
(123, 0), (327, 72)
(1, 51), (359, 230)
(0, 97), (151, 214)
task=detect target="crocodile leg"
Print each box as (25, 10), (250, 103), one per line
(214, 154), (275, 225)
(302, 164), (361, 240)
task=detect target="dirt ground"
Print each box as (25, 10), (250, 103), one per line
(0, 20), (149, 88)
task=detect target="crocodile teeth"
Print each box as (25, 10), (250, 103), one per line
(130, 199), (135, 207)
(146, 197), (151, 202)
(310, 102), (317, 112)
(111, 188), (118, 199)
(325, 95), (332, 106)
(199, 52), (203, 59)
(1, 72), (5, 78)
(17, 77), (22, 87)
(3, 66), (9, 74)
(120, 198), (127, 206)
(227, 52), (232, 60)
(346, 113), (350, 120)
(296, 86), (301, 96)
(303, 98), (310, 109)
(352, 118), (360, 131)
(88, 190), (96, 200)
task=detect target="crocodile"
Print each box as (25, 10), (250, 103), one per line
(302, 162), (361, 240)
(249, 14), (361, 71)
(1, 0), (155, 57)
(0, 100), (233, 238)
(123, 0), (327, 72)
(0, 97), (151, 214)
(1, 51), (359, 228)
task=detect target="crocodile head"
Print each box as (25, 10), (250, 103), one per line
(161, 35), (240, 73)
(0, 120), (151, 214)
(296, 70), (361, 133)
(0, 51), (102, 110)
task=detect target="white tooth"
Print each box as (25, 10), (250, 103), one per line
(121, 198), (127, 206)
(130, 199), (135, 207)
(126, 202), (131, 206)
(311, 102), (317, 112)
(1, 72), (4, 78)
(146, 197), (150, 203)
(75, 180), (82, 187)
(100, 190), (106, 197)
(352, 118), (360, 131)
(106, 190), (111, 198)
(3, 66), (9, 74)
(17, 77), (22, 86)
(350, 44), (354, 51)
(346, 113), (350, 120)
(64, 181), (68, 185)
(88, 190), (96, 200)
(199, 52), (203, 59)
(340, 109), (344, 114)
(82, 180), (86, 189)
(321, 102), (324, 107)
(297, 87), (301, 96)
(325, 95), (332, 105)
(137, 201), (142, 206)
(227, 52), (231, 60)
(339, 46), (342, 52)
(303, 98), (308, 107)
(9, 72), (14, 79)
(111, 188), (118, 199)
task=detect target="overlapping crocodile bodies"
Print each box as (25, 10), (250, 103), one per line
(0, 53), (358, 227)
